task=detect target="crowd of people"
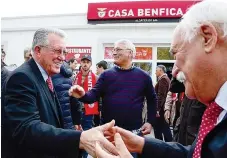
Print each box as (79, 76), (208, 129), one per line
(1, 0), (227, 158)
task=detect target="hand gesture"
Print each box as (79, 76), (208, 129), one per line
(164, 110), (170, 124)
(75, 125), (83, 131)
(113, 126), (145, 153)
(68, 85), (85, 98)
(79, 120), (118, 157)
(141, 122), (152, 135)
(96, 133), (133, 158)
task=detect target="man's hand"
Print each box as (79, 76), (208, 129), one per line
(75, 125), (83, 131)
(164, 110), (170, 124)
(68, 85), (85, 98)
(79, 120), (118, 157)
(141, 122), (152, 135)
(156, 111), (160, 117)
(96, 133), (133, 158)
(113, 126), (145, 153)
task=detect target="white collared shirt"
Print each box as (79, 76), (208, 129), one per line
(215, 81), (227, 124)
(35, 61), (48, 82)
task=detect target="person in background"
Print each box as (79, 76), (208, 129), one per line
(93, 60), (108, 127)
(169, 75), (206, 145)
(95, 0), (227, 157)
(96, 60), (108, 76)
(1, 49), (10, 158)
(67, 58), (78, 80)
(24, 47), (32, 62)
(69, 39), (157, 157)
(154, 65), (172, 142)
(52, 59), (82, 130)
(73, 54), (99, 158)
(2, 28), (117, 158)
(1, 49), (7, 67)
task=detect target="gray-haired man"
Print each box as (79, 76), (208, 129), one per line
(3, 28), (117, 158)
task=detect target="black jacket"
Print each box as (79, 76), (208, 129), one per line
(52, 62), (82, 129)
(2, 59), (81, 158)
(170, 77), (206, 145)
(141, 114), (227, 158)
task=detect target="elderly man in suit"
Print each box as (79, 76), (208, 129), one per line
(95, 0), (227, 158)
(154, 64), (172, 141)
(2, 28), (117, 158)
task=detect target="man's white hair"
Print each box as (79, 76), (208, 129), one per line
(114, 39), (136, 58)
(178, 0), (227, 42)
(31, 28), (66, 54)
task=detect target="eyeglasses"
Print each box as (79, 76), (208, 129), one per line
(112, 48), (132, 53)
(40, 45), (68, 56)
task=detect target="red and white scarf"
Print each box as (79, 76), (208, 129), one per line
(74, 71), (99, 115)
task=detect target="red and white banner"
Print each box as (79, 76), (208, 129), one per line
(87, 1), (200, 20)
(104, 47), (152, 60)
(65, 47), (92, 63)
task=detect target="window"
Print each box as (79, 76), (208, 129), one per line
(134, 62), (152, 76)
(104, 47), (152, 60)
(157, 47), (174, 60)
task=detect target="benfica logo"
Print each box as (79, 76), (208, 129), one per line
(97, 8), (107, 18)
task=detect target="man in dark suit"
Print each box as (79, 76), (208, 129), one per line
(154, 65), (172, 141)
(2, 28), (117, 158)
(95, 0), (227, 158)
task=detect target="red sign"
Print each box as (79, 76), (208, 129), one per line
(87, 1), (200, 20)
(104, 47), (152, 60)
(65, 47), (92, 62)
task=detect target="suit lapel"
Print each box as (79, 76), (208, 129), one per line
(29, 59), (62, 127)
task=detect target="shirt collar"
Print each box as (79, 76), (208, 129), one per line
(35, 61), (48, 82)
(158, 73), (167, 80)
(114, 64), (134, 70)
(215, 81), (227, 111)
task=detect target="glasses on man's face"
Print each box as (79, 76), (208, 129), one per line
(112, 48), (132, 53)
(40, 45), (68, 56)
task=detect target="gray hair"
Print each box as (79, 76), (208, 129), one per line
(32, 28), (66, 52)
(178, 0), (227, 42)
(114, 39), (136, 58)
(157, 65), (167, 73)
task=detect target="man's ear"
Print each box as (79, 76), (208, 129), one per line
(34, 46), (41, 57)
(200, 23), (217, 53)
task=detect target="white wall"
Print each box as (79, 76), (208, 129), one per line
(1, 13), (177, 82)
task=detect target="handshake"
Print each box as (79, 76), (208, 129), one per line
(79, 120), (147, 158)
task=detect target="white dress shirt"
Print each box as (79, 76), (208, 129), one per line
(215, 81), (227, 124)
(35, 61), (48, 82)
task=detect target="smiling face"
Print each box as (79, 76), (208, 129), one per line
(34, 33), (66, 76)
(112, 43), (133, 66)
(171, 24), (227, 104)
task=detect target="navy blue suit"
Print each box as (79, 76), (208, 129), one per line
(141, 114), (227, 158)
(2, 59), (81, 158)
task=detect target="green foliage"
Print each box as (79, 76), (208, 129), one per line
(157, 47), (174, 60)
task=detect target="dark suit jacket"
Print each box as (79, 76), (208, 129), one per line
(155, 74), (171, 112)
(141, 114), (227, 158)
(2, 59), (81, 158)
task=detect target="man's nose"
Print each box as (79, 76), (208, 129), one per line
(172, 64), (180, 78)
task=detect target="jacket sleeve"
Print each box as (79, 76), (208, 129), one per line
(170, 77), (185, 93)
(157, 78), (170, 112)
(79, 72), (105, 104)
(164, 91), (173, 111)
(145, 75), (157, 125)
(70, 97), (82, 125)
(141, 137), (191, 158)
(4, 72), (81, 156)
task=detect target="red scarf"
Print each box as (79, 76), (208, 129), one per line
(74, 71), (99, 115)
